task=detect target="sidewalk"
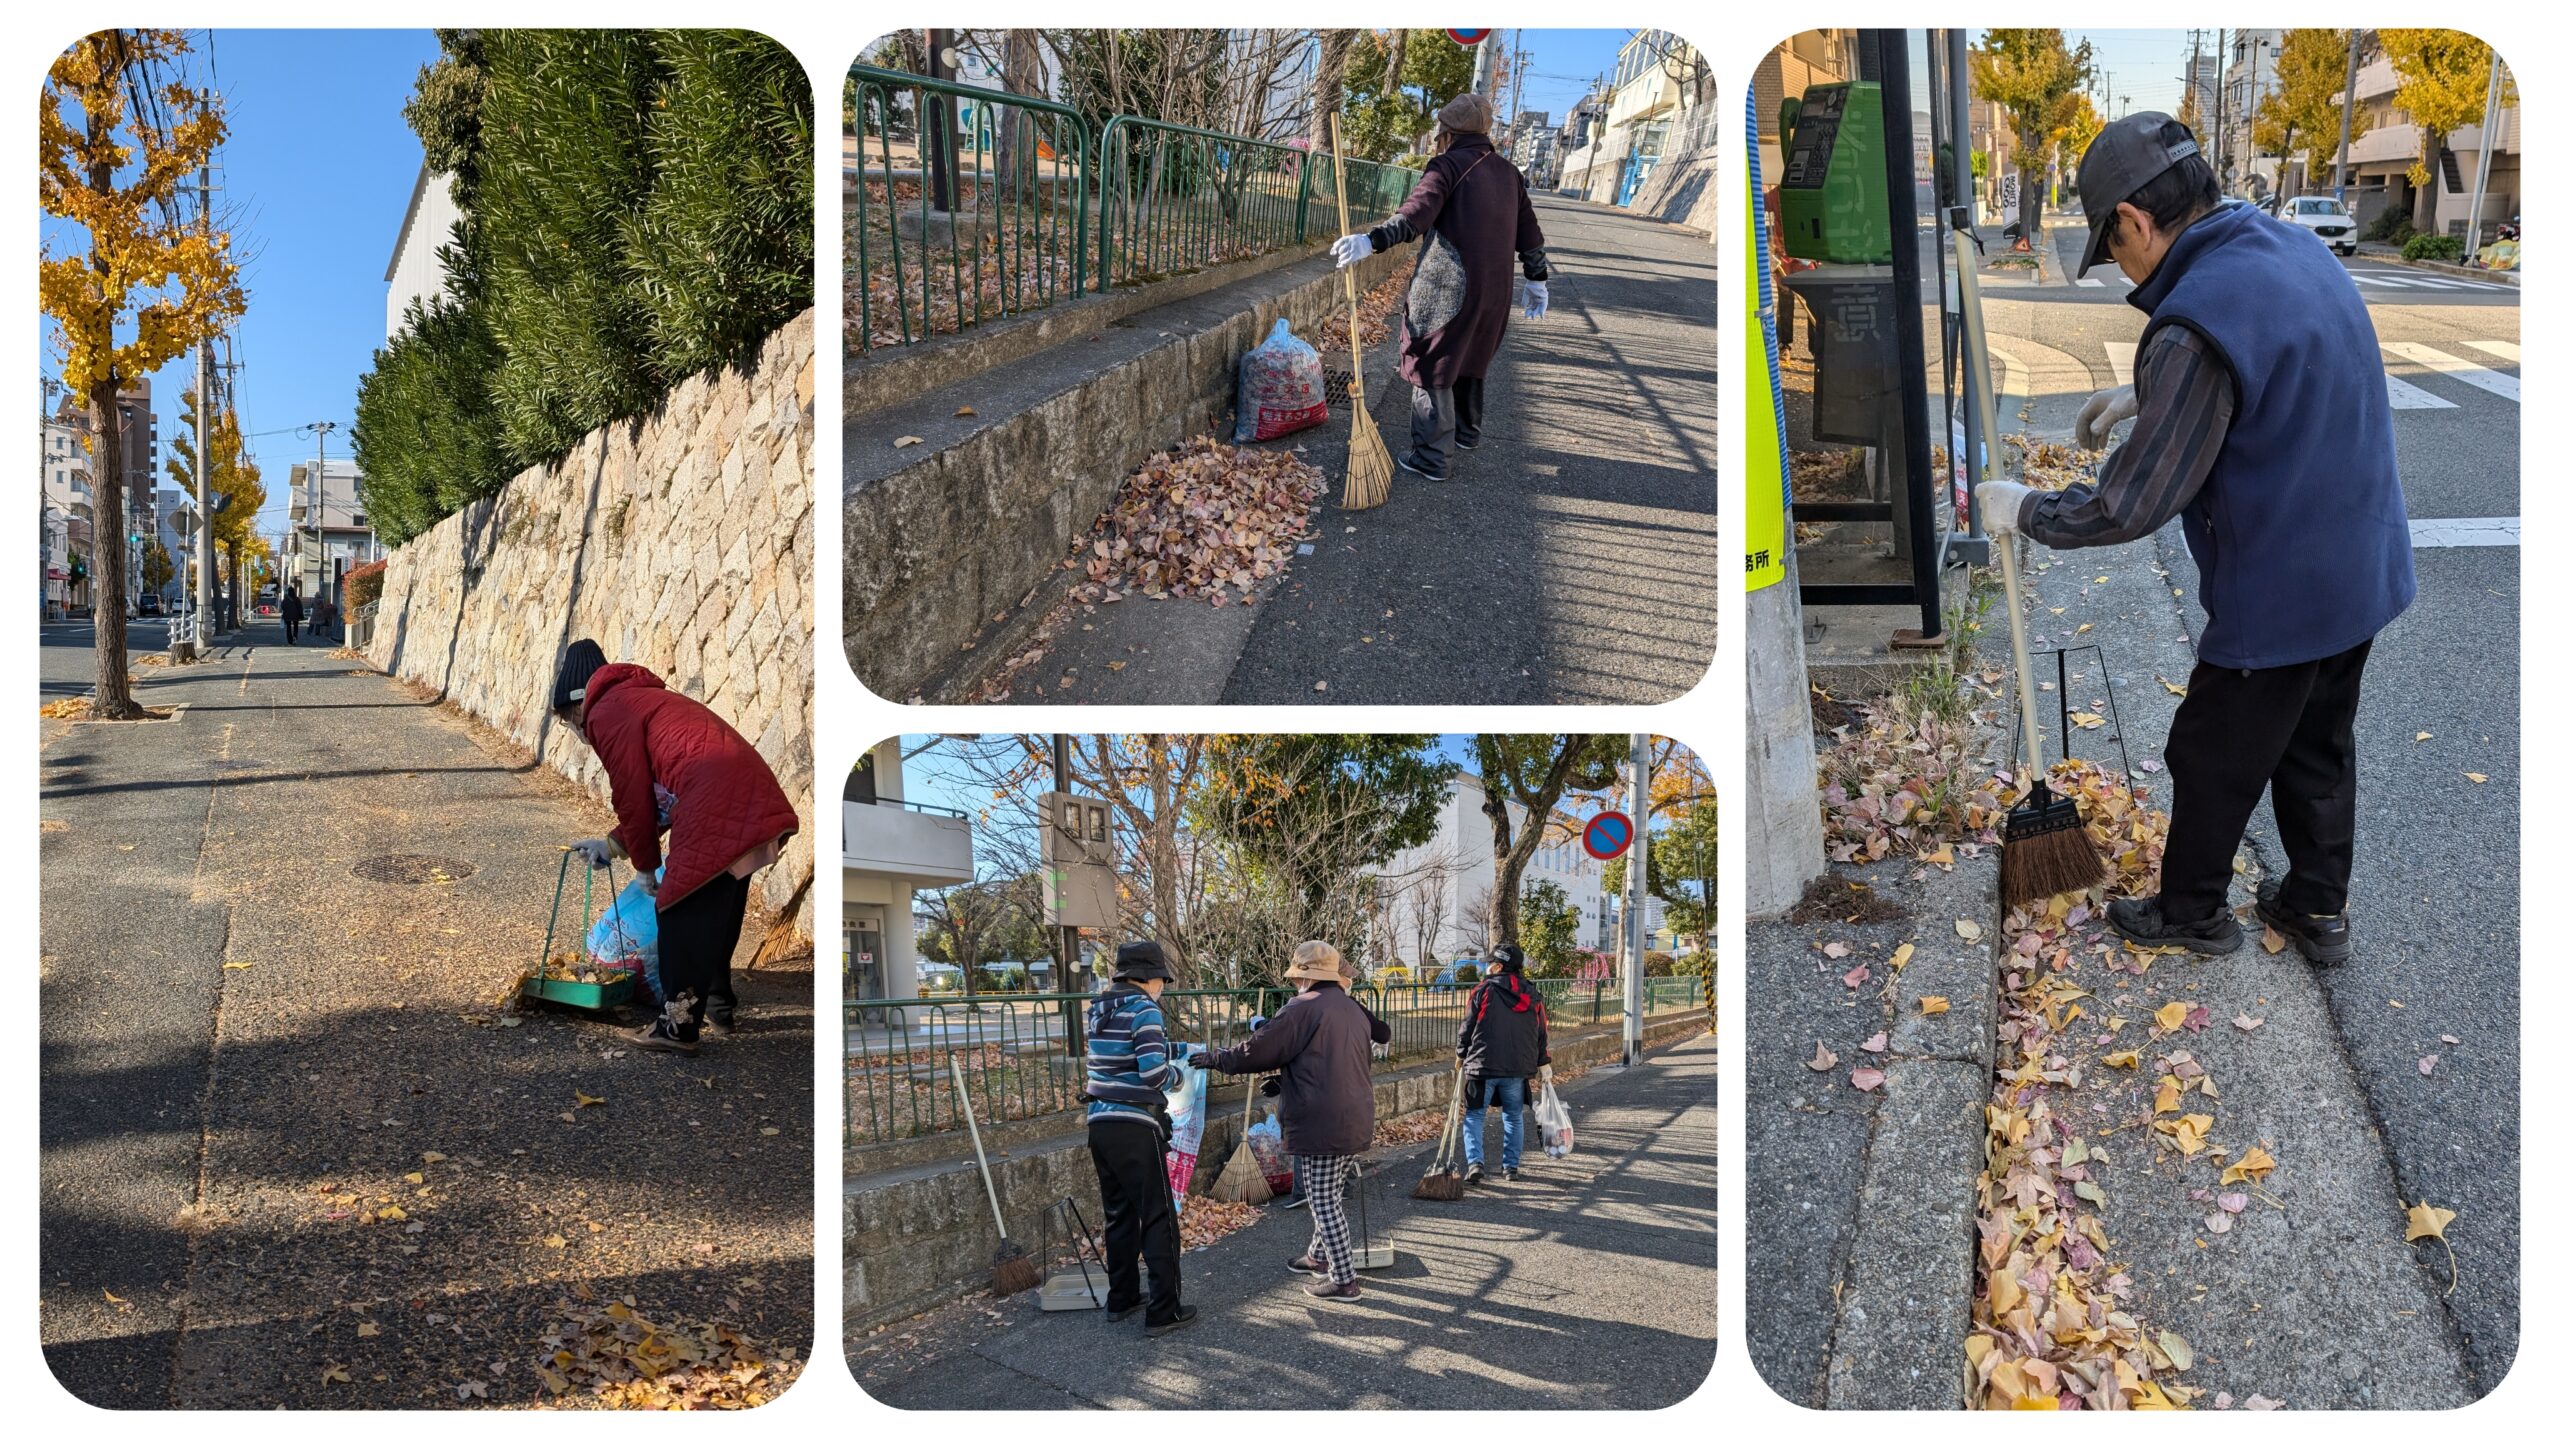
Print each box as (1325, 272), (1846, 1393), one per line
(849, 1032), (1717, 1409)
(40, 620), (813, 1409)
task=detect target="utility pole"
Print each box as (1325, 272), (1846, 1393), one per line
(2464, 51), (2505, 262)
(1471, 33), (1493, 96)
(193, 158), (217, 640)
(2212, 30), (2228, 179)
(1053, 734), (1085, 1056)
(1619, 736), (1651, 1067)
(2335, 29), (2362, 206)
(302, 420), (336, 608)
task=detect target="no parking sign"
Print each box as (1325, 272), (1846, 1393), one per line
(1583, 810), (1634, 862)
(1447, 29), (1492, 46)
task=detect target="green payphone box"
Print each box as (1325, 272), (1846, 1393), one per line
(1779, 81), (1891, 263)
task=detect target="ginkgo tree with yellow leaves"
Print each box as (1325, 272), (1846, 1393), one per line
(39, 29), (245, 718)
(167, 385), (266, 627)
(2375, 30), (2514, 236)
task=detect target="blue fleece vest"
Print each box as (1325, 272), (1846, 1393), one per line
(2131, 202), (2416, 669)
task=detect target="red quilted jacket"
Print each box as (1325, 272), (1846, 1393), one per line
(581, 664), (798, 911)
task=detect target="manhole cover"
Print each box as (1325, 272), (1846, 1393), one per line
(351, 854), (476, 885)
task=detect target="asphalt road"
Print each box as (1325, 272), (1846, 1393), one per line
(1972, 246), (2521, 1398)
(41, 622), (816, 1408)
(1220, 196), (1716, 704)
(1927, 213), (2519, 311)
(850, 1032), (1717, 1410)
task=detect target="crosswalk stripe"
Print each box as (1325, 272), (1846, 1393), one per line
(2349, 271), (2411, 288)
(2103, 342), (2136, 388)
(2382, 341), (2520, 402)
(2407, 516), (2520, 548)
(2382, 373), (2460, 410)
(2075, 277), (2106, 288)
(2461, 339), (2522, 364)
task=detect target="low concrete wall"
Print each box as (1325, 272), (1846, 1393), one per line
(368, 311), (817, 931)
(844, 1009), (1713, 1332)
(842, 247), (1402, 702)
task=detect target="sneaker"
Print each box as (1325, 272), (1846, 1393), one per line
(1455, 436), (1481, 451)
(2104, 897), (2244, 956)
(2257, 880), (2350, 965)
(626, 1019), (699, 1055)
(1144, 1304), (1199, 1336)
(1503, 1167), (1520, 1183)
(1104, 1303), (1141, 1324)
(1396, 452), (1449, 483)
(703, 1005), (737, 1038)
(1465, 1163), (1485, 1185)
(1306, 1279), (1363, 1303)
(1286, 1254), (1323, 1275)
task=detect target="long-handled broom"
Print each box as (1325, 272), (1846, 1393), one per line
(1205, 1078), (1274, 1205)
(1948, 220), (2105, 909)
(1329, 113), (1395, 511)
(951, 1053), (1043, 1296)
(1412, 1061), (1469, 1200)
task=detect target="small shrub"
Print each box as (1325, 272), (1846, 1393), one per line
(2361, 203), (2408, 242)
(342, 560), (388, 611)
(2400, 232), (2462, 262)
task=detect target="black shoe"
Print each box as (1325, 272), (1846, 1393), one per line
(703, 1005), (736, 1038)
(1455, 436), (1480, 451)
(1396, 452), (1449, 482)
(1503, 1167), (1520, 1182)
(1145, 1304), (1199, 1336)
(1465, 1163), (1485, 1185)
(2104, 897), (2244, 956)
(2257, 879), (2350, 965)
(626, 1019), (699, 1055)
(1104, 1302), (1141, 1324)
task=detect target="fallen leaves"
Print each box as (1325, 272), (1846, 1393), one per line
(1849, 1066), (1885, 1092)
(1918, 995), (1951, 1016)
(1065, 437), (1326, 606)
(1817, 694), (1971, 864)
(1807, 1041), (1839, 1072)
(534, 1295), (795, 1409)
(2404, 1201), (2458, 1293)
(2218, 1146), (2276, 1187)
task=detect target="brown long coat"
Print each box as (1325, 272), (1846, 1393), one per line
(1367, 133), (1545, 389)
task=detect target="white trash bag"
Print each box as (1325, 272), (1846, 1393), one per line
(1535, 1074), (1575, 1158)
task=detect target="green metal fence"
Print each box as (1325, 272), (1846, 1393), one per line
(846, 64), (1092, 354)
(1095, 115), (1423, 291)
(845, 976), (1707, 1147)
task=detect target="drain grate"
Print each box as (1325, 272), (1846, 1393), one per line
(351, 854), (476, 885)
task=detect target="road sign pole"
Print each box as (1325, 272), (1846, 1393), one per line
(1621, 736), (1651, 1066)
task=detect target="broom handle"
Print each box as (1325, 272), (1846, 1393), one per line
(951, 1053), (1011, 1243)
(1329, 114), (1365, 394)
(1952, 227), (2047, 782)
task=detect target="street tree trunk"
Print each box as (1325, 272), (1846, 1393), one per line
(1305, 29), (1357, 148)
(85, 379), (138, 719)
(2411, 126), (2440, 234)
(1481, 735), (1598, 947)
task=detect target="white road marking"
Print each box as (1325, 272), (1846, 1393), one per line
(2462, 339), (2522, 364)
(2407, 517), (2520, 548)
(2381, 341), (2521, 402)
(2103, 341), (2136, 388)
(2349, 271), (2412, 288)
(2076, 277), (2107, 287)
(2383, 373), (2460, 410)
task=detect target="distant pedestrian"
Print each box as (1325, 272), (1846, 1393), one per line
(1330, 92), (1550, 482)
(1081, 942), (1194, 1335)
(312, 594), (337, 641)
(1455, 943), (1551, 1183)
(280, 586), (303, 645)
(1195, 941), (1377, 1303)
(552, 639), (800, 1054)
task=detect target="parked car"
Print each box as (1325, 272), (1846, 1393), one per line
(2277, 195), (2357, 256)
(136, 592), (162, 617)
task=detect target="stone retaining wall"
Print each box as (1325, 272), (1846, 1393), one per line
(367, 311), (818, 933)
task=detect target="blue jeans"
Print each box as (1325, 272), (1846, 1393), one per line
(1462, 1076), (1527, 1169)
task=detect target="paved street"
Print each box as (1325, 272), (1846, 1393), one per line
(1967, 226), (2517, 1400)
(850, 1032), (1716, 1410)
(40, 621), (814, 1408)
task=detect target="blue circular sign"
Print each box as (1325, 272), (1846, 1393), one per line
(1583, 811), (1634, 861)
(1447, 28), (1493, 46)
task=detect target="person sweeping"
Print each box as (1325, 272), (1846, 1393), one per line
(1455, 943), (1550, 1183)
(551, 639), (799, 1052)
(1194, 941), (1376, 1303)
(1329, 92), (1550, 483)
(1081, 942), (1193, 1335)
(1973, 114), (2415, 964)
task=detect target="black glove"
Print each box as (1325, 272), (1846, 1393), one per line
(1259, 1075), (1282, 1098)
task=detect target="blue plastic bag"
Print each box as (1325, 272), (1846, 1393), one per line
(587, 873), (661, 1000)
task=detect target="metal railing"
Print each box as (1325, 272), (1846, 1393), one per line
(845, 975), (1708, 1147)
(1096, 114), (1422, 291)
(846, 64), (1093, 354)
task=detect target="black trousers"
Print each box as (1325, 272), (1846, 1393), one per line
(2157, 639), (2372, 924)
(1087, 1118), (1182, 1321)
(656, 869), (747, 1038)
(1408, 375), (1487, 475)
(283, 617), (299, 643)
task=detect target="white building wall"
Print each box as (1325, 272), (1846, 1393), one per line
(1379, 774), (1612, 965)
(385, 168), (464, 339)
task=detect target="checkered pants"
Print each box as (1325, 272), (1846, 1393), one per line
(1299, 1153), (1355, 1284)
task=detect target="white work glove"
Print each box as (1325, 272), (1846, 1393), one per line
(1975, 479), (2036, 536)
(568, 838), (614, 871)
(1331, 233), (1374, 268)
(2073, 383), (2137, 452)
(633, 867), (661, 897)
(1520, 280), (1551, 320)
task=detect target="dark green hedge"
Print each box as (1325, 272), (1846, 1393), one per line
(354, 29), (813, 548)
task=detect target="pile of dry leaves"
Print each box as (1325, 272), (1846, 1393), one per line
(39, 695), (92, 720)
(1818, 696), (1972, 864)
(2005, 434), (2104, 491)
(1967, 761), (2225, 1410)
(1179, 1196), (1267, 1251)
(533, 1293), (796, 1409)
(1066, 437), (1326, 607)
(1315, 257), (1414, 351)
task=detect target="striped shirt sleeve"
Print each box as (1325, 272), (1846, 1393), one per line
(1128, 999), (1176, 1093)
(2021, 325), (2235, 549)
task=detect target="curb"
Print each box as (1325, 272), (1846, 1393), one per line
(1819, 850), (2000, 1409)
(2363, 248), (2521, 287)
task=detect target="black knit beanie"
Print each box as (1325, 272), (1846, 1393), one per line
(551, 638), (607, 714)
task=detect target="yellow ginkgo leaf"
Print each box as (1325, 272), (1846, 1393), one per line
(1918, 995), (1950, 1016)
(2154, 1001), (2188, 1032)
(2219, 1145), (2276, 1187)
(575, 1092), (606, 1108)
(2405, 1201), (2459, 1294)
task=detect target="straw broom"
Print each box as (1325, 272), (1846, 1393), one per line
(952, 1054), (1043, 1296)
(1412, 1061), (1469, 1201)
(1330, 113), (1395, 511)
(1205, 1080), (1274, 1205)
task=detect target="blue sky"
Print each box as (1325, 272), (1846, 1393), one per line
(38, 29), (438, 537)
(2069, 30), (2208, 120)
(1512, 29), (1643, 125)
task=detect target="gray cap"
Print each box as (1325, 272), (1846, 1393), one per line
(2074, 112), (2202, 278)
